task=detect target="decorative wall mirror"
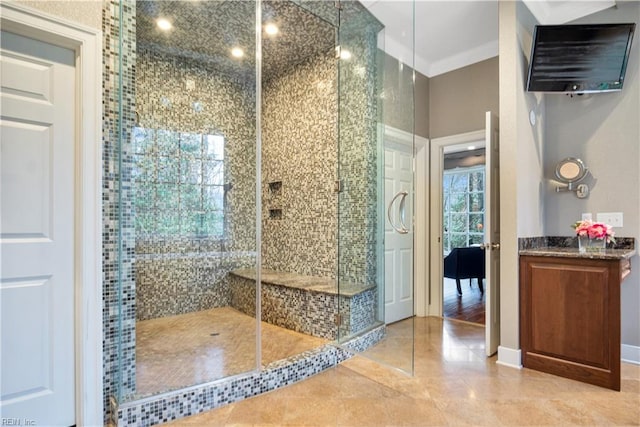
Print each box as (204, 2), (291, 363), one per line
(555, 157), (589, 198)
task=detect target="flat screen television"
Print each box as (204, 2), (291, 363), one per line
(526, 23), (636, 93)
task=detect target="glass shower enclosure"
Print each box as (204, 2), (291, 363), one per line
(111, 0), (415, 410)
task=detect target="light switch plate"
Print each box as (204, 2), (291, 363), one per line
(597, 212), (623, 227)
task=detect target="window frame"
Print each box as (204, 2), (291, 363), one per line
(442, 165), (485, 252)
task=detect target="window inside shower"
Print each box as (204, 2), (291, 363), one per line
(132, 127), (226, 237)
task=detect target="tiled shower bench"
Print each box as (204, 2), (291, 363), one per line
(229, 268), (378, 339)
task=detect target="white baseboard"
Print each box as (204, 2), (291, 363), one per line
(621, 344), (640, 365)
(496, 346), (522, 369)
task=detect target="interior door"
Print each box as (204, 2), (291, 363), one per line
(484, 111), (500, 356)
(384, 136), (414, 324)
(0, 40), (76, 425)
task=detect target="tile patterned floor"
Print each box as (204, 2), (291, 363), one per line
(136, 307), (327, 398)
(168, 317), (640, 426)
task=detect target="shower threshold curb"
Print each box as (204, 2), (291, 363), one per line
(116, 324), (386, 427)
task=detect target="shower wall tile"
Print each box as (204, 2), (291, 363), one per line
(102, 0), (137, 417)
(133, 46), (258, 320)
(136, 1), (334, 82)
(262, 48), (338, 279)
(338, 21), (381, 288)
(260, 6), (383, 291)
(135, 251), (255, 320)
(135, 47), (257, 255)
(230, 274), (257, 316)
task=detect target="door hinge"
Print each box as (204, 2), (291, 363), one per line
(334, 179), (343, 193)
(335, 45), (342, 59)
(334, 1), (343, 10)
(335, 313), (343, 325)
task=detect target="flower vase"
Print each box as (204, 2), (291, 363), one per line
(578, 235), (606, 253)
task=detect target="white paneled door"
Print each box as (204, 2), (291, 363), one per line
(384, 140), (414, 324)
(1, 46), (76, 425)
(484, 111), (500, 357)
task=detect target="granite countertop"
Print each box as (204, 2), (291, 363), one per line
(519, 246), (636, 260)
(518, 236), (636, 260)
(230, 268), (375, 297)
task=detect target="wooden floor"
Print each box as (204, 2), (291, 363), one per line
(443, 277), (486, 325)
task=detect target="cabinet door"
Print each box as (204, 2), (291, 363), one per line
(520, 256), (621, 390)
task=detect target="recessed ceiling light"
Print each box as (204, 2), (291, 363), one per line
(264, 23), (279, 36)
(467, 146), (476, 150)
(157, 18), (172, 31)
(231, 47), (244, 58)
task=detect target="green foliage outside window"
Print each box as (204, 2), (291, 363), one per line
(132, 127), (225, 237)
(443, 166), (485, 251)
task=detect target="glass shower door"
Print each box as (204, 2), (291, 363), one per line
(337, 0), (415, 375)
(115, 0), (261, 403)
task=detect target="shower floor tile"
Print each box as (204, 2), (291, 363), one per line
(135, 307), (327, 398)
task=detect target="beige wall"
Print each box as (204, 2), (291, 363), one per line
(415, 71), (429, 139)
(498, 0), (520, 356)
(543, 1), (640, 348)
(381, 51), (430, 139)
(515, 4), (545, 238)
(429, 57), (499, 139)
(497, 0), (547, 357)
(501, 0), (640, 357)
(15, 0), (102, 29)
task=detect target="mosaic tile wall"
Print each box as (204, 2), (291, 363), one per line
(135, 47), (257, 253)
(261, 2), (384, 289)
(337, 10), (383, 289)
(136, 1), (334, 82)
(102, 0), (137, 418)
(133, 46), (258, 320)
(136, 249), (255, 320)
(229, 273), (376, 340)
(262, 48), (338, 278)
(291, 0), (339, 27)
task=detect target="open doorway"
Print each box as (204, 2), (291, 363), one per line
(429, 130), (487, 327)
(429, 112), (500, 357)
(441, 150), (486, 325)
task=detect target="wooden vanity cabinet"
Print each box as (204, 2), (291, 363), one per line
(520, 255), (631, 391)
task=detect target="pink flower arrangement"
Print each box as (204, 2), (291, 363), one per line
(572, 219), (615, 243)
